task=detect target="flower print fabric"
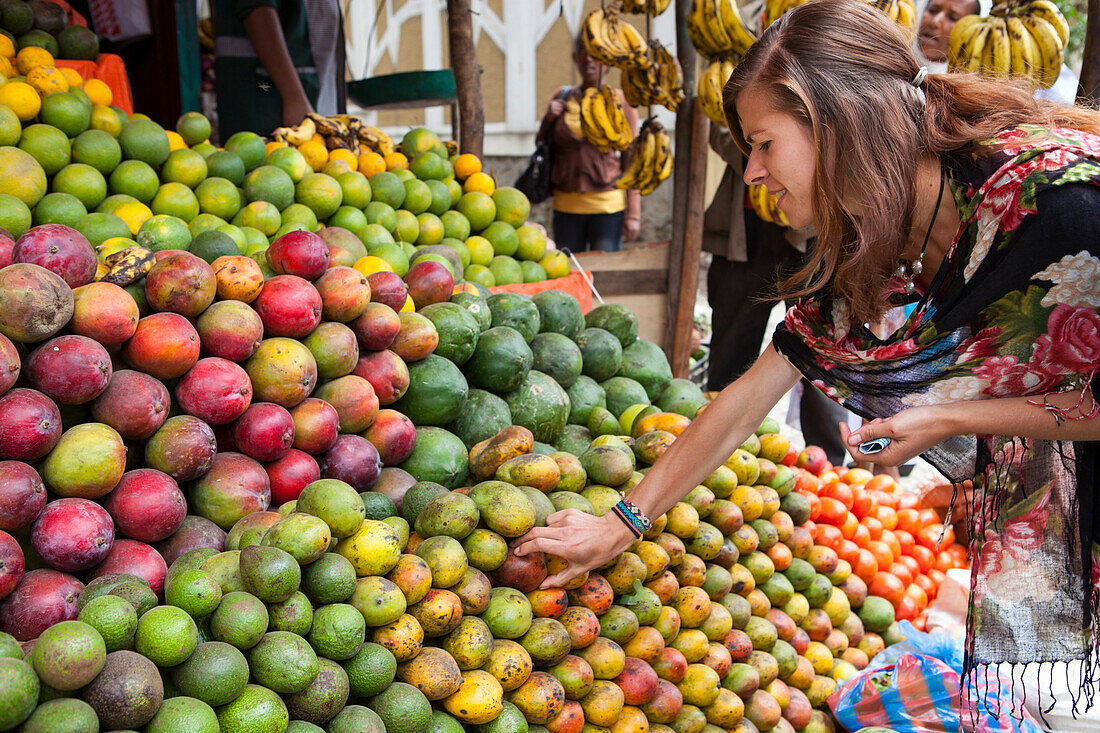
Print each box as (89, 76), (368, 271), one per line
(772, 125), (1100, 709)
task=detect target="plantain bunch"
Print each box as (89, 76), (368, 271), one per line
(270, 114), (396, 156)
(764, 0), (913, 33)
(687, 0), (757, 61)
(947, 1), (1068, 88)
(581, 86), (635, 153)
(622, 42), (685, 112)
(762, 0), (806, 29)
(749, 184), (790, 227)
(616, 118), (673, 195)
(621, 0), (672, 16)
(581, 4), (651, 72)
(697, 60), (735, 126)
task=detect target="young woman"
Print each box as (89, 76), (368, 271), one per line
(517, 0), (1100, 711)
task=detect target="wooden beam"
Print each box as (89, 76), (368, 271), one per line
(665, 0), (702, 376)
(668, 103), (708, 378)
(1079, 0), (1100, 105)
(591, 268), (669, 296)
(446, 0), (484, 156)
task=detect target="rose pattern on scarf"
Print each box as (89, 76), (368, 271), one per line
(1031, 304), (1100, 377)
(973, 354), (1062, 398)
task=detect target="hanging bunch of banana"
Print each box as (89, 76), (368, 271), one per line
(866, 0), (917, 36)
(762, 0), (805, 29)
(270, 116), (317, 146)
(616, 118), (673, 195)
(947, 1), (1068, 88)
(581, 4), (651, 71)
(687, 0), (757, 61)
(749, 184), (790, 227)
(697, 60), (735, 125)
(621, 0), (672, 16)
(622, 42), (685, 112)
(580, 86), (635, 154)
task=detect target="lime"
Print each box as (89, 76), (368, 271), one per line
(138, 213), (192, 251)
(401, 178), (431, 215)
(456, 191), (495, 232)
(135, 605), (198, 667)
(196, 176), (242, 220)
(172, 641), (250, 706)
(76, 211), (130, 247)
(336, 170), (371, 208)
(151, 181), (201, 220)
(215, 222), (246, 252)
(176, 111), (212, 147)
(241, 226), (268, 251)
(109, 158), (158, 202)
(18, 123), (70, 176)
(489, 255), (523, 285)
(49, 164), (104, 211)
(295, 172), (343, 220)
(189, 212), (229, 238)
(425, 178), (453, 215)
(77, 595), (137, 652)
(33, 191), (86, 227)
(308, 603), (366, 661)
(166, 568), (224, 618)
(206, 150), (245, 185)
(274, 221), (310, 239)
(441, 210), (471, 241)
(465, 235), (493, 266)
(369, 242), (409, 276)
(301, 553), (357, 605)
(225, 131), (266, 172)
(401, 128), (441, 158)
(231, 200), (280, 236)
(144, 696), (219, 733)
(192, 142), (217, 158)
(482, 220), (519, 256)
(393, 208), (419, 243)
(515, 224), (547, 261)
(369, 171), (405, 209)
(119, 118), (171, 167)
(441, 237), (471, 268)
(39, 92), (90, 137)
(0, 105), (20, 147)
(409, 150), (445, 180)
(162, 148), (209, 188)
(390, 168), (415, 183)
(342, 642), (396, 698)
(97, 193), (139, 214)
(244, 164), (295, 210)
(70, 128), (121, 175)
(464, 263), (495, 288)
(491, 186), (531, 227)
(357, 222), (394, 249)
(281, 201), (318, 230)
(520, 260), (546, 283)
(363, 200), (396, 232)
(210, 591), (269, 650)
(266, 145), (311, 183)
(416, 212), (445, 246)
(88, 104), (122, 136)
(328, 204), (367, 233)
(216, 684), (289, 733)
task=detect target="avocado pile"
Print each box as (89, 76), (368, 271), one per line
(0, 0), (99, 61)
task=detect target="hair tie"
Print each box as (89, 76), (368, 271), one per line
(910, 66), (928, 87)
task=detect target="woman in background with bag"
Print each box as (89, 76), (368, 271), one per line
(532, 35), (641, 253)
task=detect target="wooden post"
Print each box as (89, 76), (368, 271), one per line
(665, 0), (707, 378)
(1078, 0), (1100, 104)
(447, 0), (484, 157)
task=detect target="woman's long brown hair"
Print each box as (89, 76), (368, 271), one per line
(722, 0), (1100, 325)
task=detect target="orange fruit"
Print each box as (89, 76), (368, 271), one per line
(328, 148), (357, 171)
(26, 66), (68, 96)
(298, 139), (328, 172)
(83, 79), (112, 107)
(165, 130), (187, 151)
(453, 153), (481, 180)
(463, 171), (495, 195)
(265, 140), (287, 154)
(358, 150), (385, 177)
(16, 47), (54, 76)
(58, 67), (84, 87)
(0, 82), (41, 122)
(383, 151), (408, 170)
(0, 35), (13, 60)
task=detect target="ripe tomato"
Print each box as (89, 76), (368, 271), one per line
(851, 490), (874, 519)
(839, 512), (859, 540)
(889, 562), (914, 587)
(818, 497), (848, 526)
(816, 524), (843, 551)
(842, 467), (874, 486)
(896, 492), (920, 511)
(893, 529), (915, 557)
(880, 530), (902, 562)
(821, 482), (854, 510)
(896, 554), (921, 579)
(946, 543), (968, 567)
(795, 471), (821, 495)
(870, 490), (898, 510)
(851, 523), (871, 549)
(918, 508), (940, 527)
(868, 541), (895, 572)
(798, 490), (822, 522)
(895, 508), (922, 535)
(837, 539), (861, 567)
(905, 583), (929, 612)
(913, 572), (937, 601)
(864, 474), (897, 494)
(854, 549), (879, 583)
(895, 594), (918, 621)
(935, 552), (956, 573)
(917, 524), (955, 552)
(909, 544), (935, 574)
(860, 516), (884, 542)
(818, 470), (840, 486)
(928, 568), (947, 588)
(911, 612), (928, 632)
(875, 506), (898, 531)
(869, 571), (906, 606)
(781, 448), (798, 466)
(767, 542), (793, 572)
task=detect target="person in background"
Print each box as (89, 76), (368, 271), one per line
(536, 36), (641, 253)
(212, 0), (345, 142)
(704, 123), (851, 467)
(916, 0), (1078, 104)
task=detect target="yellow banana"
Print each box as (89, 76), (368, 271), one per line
(896, 0), (916, 33)
(962, 22), (993, 73)
(1027, 0), (1069, 47)
(700, 0), (735, 55)
(947, 14), (984, 65)
(716, 0), (756, 57)
(102, 247), (155, 286)
(1020, 15), (1063, 88)
(1005, 16), (1036, 80)
(273, 116), (316, 146)
(689, 0), (724, 59)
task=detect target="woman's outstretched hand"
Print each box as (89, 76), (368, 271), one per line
(514, 508), (636, 589)
(840, 405), (950, 466)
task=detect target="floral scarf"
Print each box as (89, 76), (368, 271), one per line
(772, 125), (1100, 712)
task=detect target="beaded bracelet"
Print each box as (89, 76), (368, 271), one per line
(610, 501), (644, 539)
(620, 497), (653, 531)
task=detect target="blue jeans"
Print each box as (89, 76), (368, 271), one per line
(552, 210), (624, 253)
